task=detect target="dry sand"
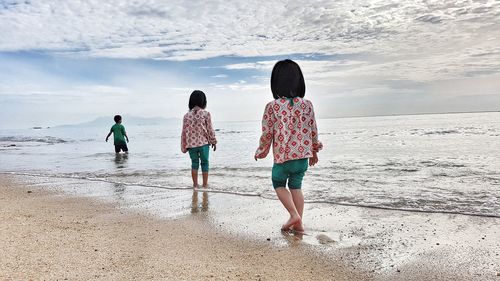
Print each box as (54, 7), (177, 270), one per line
(0, 175), (364, 281)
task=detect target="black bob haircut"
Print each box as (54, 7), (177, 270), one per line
(270, 59), (305, 99)
(114, 115), (122, 123)
(188, 90), (207, 110)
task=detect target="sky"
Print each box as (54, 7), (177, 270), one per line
(0, 0), (499, 129)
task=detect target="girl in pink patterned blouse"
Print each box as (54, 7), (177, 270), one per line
(181, 90), (217, 188)
(255, 60), (322, 232)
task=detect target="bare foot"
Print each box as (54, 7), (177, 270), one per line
(293, 222), (305, 233)
(193, 184), (199, 188)
(281, 215), (301, 231)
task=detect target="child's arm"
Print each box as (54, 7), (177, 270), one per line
(206, 112), (217, 151)
(309, 151), (318, 166)
(309, 102), (322, 166)
(254, 103), (275, 160)
(181, 116), (188, 153)
(122, 126), (129, 143)
(310, 102), (323, 153)
(105, 130), (112, 142)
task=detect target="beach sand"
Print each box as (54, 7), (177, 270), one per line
(1, 174), (499, 280)
(0, 175), (364, 281)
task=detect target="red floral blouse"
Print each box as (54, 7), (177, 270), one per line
(255, 97), (323, 163)
(181, 107), (217, 153)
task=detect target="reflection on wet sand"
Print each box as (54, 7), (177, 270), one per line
(112, 154), (128, 200)
(191, 189), (209, 214)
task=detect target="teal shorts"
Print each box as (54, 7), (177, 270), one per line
(188, 144), (210, 172)
(272, 158), (308, 189)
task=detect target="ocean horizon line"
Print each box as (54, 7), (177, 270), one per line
(0, 110), (499, 130)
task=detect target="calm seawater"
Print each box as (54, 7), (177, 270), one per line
(1, 112), (499, 217)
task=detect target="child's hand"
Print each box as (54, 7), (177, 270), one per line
(309, 152), (318, 166)
(126, 138), (129, 143)
(211, 143), (217, 151)
(105, 138), (108, 142)
(254, 155), (258, 161)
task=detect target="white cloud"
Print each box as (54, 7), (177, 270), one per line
(224, 61), (274, 71)
(211, 74), (228, 78)
(1, 1), (499, 74)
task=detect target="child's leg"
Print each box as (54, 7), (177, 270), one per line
(188, 148), (201, 187)
(275, 187), (302, 231)
(191, 169), (199, 187)
(287, 159), (308, 232)
(200, 145), (210, 187)
(290, 189), (304, 217)
(273, 163), (301, 230)
(202, 172), (208, 187)
(290, 189), (304, 232)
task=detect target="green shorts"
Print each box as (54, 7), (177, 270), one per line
(272, 158), (308, 189)
(188, 144), (210, 172)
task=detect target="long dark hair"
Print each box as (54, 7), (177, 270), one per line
(188, 90), (207, 110)
(270, 59), (305, 99)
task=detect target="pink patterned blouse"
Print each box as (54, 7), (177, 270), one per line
(181, 107), (217, 153)
(255, 97), (323, 164)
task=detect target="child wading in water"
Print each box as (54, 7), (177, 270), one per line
(106, 115), (129, 153)
(181, 90), (217, 188)
(255, 59), (322, 232)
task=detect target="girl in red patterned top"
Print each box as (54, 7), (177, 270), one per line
(181, 90), (217, 188)
(255, 60), (322, 232)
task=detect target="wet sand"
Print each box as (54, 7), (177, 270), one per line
(0, 175), (364, 280)
(1, 174), (499, 280)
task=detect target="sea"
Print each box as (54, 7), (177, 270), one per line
(1, 112), (499, 218)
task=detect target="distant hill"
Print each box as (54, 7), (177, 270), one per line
(56, 116), (180, 128)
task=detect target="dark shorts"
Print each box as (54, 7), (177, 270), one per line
(272, 158), (308, 189)
(114, 143), (128, 153)
(188, 144), (210, 172)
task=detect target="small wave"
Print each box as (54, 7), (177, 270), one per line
(419, 160), (466, 168)
(483, 176), (500, 184)
(213, 166), (270, 173)
(0, 147), (20, 151)
(85, 152), (115, 158)
(3, 172), (499, 218)
(431, 169), (483, 178)
(379, 161), (404, 167)
(304, 199), (500, 218)
(1, 143), (20, 148)
(422, 130), (459, 135)
(384, 167), (419, 172)
(217, 130), (250, 134)
(0, 136), (69, 144)
(67, 170), (176, 179)
(401, 168), (419, 172)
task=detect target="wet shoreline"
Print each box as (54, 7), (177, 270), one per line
(2, 173), (499, 280)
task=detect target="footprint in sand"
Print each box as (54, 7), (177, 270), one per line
(316, 234), (336, 244)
